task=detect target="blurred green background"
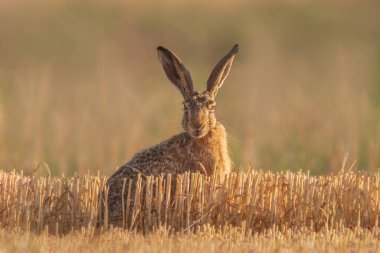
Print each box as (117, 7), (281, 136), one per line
(0, 0), (379, 175)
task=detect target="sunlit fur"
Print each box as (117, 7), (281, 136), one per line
(105, 93), (231, 222)
(104, 45), (237, 226)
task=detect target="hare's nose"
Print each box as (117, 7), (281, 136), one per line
(190, 121), (206, 130)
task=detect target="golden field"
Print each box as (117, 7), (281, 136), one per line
(1, 165), (380, 252)
(1, 227), (379, 253)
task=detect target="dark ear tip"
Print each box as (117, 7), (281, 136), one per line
(231, 44), (239, 54)
(157, 46), (171, 61)
(157, 46), (171, 55)
(157, 46), (165, 52)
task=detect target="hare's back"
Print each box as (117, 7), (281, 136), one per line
(108, 132), (191, 183)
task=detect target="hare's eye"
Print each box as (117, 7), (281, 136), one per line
(209, 104), (216, 111)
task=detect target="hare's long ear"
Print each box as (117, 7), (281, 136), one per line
(157, 46), (193, 99)
(207, 44), (239, 98)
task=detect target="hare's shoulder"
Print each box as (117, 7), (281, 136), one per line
(211, 123), (227, 140)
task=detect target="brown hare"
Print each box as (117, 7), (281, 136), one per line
(104, 44), (239, 225)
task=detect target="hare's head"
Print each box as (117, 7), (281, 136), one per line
(157, 44), (238, 138)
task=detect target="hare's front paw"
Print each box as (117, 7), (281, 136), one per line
(191, 161), (208, 176)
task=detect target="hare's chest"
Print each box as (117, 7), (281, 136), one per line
(188, 138), (224, 174)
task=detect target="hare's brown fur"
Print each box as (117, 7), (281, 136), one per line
(104, 44), (239, 225)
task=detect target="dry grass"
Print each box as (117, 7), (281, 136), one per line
(1, 168), (380, 252)
(1, 226), (380, 253)
(1, 167), (379, 234)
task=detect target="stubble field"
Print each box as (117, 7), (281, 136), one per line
(1, 163), (380, 252)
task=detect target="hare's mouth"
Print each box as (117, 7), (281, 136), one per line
(189, 128), (208, 139)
